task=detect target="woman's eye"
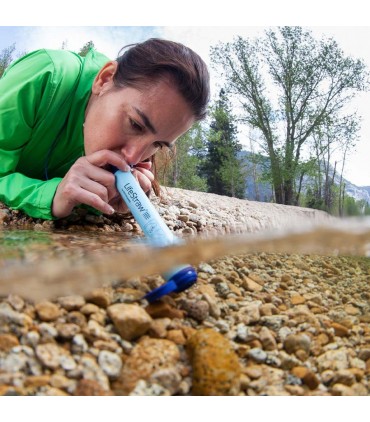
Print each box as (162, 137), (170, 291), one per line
(130, 119), (143, 132)
(153, 142), (165, 150)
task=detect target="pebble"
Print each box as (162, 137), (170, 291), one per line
(35, 344), (64, 369)
(248, 348), (268, 363)
(187, 328), (241, 395)
(74, 379), (111, 396)
(259, 326), (277, 350)
(291, 366), (320, 390)
(242, 276), (263, 292)
(80, 355), (110, 391)
(107, 303), (152, 341)
(86, 288), (113, 309)
(57, 295), (86, 311)
(35, 301), (61, 321)
(98, 350), (122, 378)
(180, 299), (210, 321)
(145, 302), (184, 319)
(283, 333), (311, 354)
(113, 337), (180, 395)
(0, 334), (19, 351)
(129, 380), (170, 396)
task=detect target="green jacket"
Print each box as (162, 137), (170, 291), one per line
(0, 48), (109, 219)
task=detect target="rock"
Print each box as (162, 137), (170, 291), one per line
(332, 369), (356, 386)
(148, 318), (171, 338)
(244, 365), (263, 379)
(34, 342), (75, 372)
(241, 302), (261, 324)
(283, 334), (311, 354)
(260, 303), (278, 316)
(24, 375), (51, 388)
(6, 294), (25, 311)
(291, 366), (320, 390)
(57, 295), (86, 310)
(187, 328), (241, 395)
(259, 326), (277, 351)
(0, 334), (20, 352)
(198, 263), (216, 274)
(85, 288), (113, 308)
(291, 294), (306, 305)
(55, 323), (80, 339)
(66, 311), (87, 327)
(242, 276), (263, 292)
(0, 208), (10, 223)
(166, 329), (187, 345)
(98, 351), (122, 379)
(145, 302), (184, 319)
(80, 303), (101, 315)
(74, 379), (112, 396)
(35, 301), (61, 321)
(260, 315), (289, 331)
(107, 304), (152, 341)
(50, 374), (74, 390)
(113, 337), (180, 395)
(38, 322), (58, 339)
(180, 299), (210, 321)
(330, 383), (356, 396)
(248, 348), (267, 363)
(0, 351), (29, 373)
(358, 348), (370, 361)
(80, 355), (110, 391)
(330, 322), (350, 337)
(149, 367), (182, 395)
(0, 303), (33, 328)
(317, 348), (350, 371)
(129, 380), (171, 396)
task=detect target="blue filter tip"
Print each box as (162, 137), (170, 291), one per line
(143, 266), (197, 303)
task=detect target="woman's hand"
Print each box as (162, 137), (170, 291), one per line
(52, 150), (154, 218)
(108, 160), (155, 213)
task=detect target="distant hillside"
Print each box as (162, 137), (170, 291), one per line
(239, 150), (370, 205)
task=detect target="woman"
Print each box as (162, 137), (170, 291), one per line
(0, 38), (210, 219)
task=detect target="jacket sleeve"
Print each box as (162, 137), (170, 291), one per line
(0, 50), (63, 220)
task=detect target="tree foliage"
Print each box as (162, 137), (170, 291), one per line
(202, 89), (246, 198)
(210, 27), (369, 206)
(78, 41), (95, 57)
(0, 43), (16, 78)
(156, 122), (207, 191)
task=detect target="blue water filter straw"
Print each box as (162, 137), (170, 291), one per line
(113, 168), (197, 302)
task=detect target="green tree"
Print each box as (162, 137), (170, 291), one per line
(210, 27), (369, 206)
(157, 122), (207, 191)
(202, 89), (246, 198)
(78, 41), (95, 57)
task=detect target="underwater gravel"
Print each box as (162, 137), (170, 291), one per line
(0, 189), (369, 396)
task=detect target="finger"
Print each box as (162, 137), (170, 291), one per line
(79, 177), (110, 203)
(132, 167), (155, 183)
(134, 170), (153, 193)
(108, 196), (129, 214)
(134, 161), (152, 171)
(85, 150), (131, 172)
(77, 187), (115, 215)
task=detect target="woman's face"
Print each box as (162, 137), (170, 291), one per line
(83, 61), (195, 166)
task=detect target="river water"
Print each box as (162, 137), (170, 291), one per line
(0, 216), (369, 301)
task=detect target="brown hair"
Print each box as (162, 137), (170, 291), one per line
(114, 38), (210, 121)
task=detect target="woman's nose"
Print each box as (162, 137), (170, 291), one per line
(121, 138), (153, 166)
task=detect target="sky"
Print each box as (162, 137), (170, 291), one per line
(0, 1), (369, 187)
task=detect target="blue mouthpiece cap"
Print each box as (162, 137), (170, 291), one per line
(143, 266), (197, 303)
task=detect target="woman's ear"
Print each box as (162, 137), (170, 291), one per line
(91, 61), (118, 95)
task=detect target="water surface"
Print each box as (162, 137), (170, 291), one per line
(1, 217), (369, 301)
